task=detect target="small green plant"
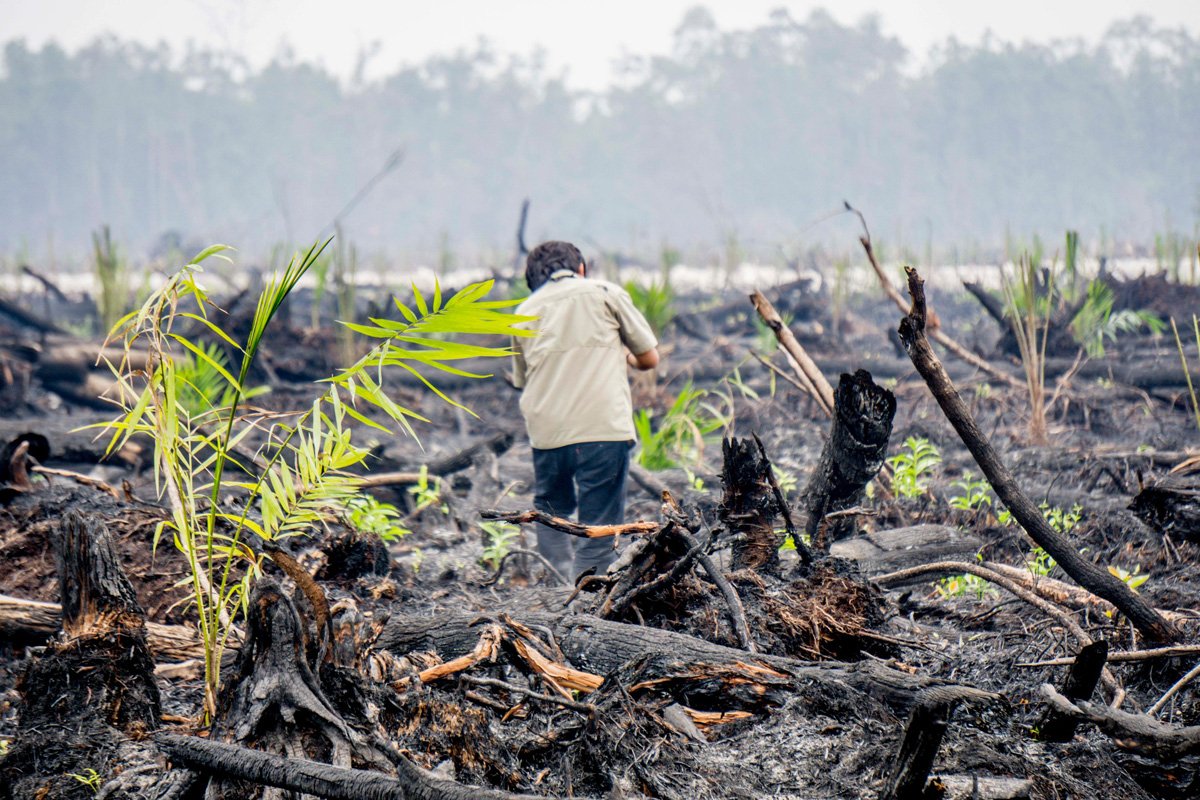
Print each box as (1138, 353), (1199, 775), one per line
(346, 494), (410, 542)
(1002, 253), (1053, 445)
(772, 464), (799, 498)
(1040, 502), (1082, 535)
(93, 225), (130, 335)
(634, 382), (729, 471)
(948, 472), (992, 512)
(624, 276), (675, 338)
(1027, 547), (1057, 577)
(1070, 279), (1164, 358)
(99, 241), (532, 719)
(480, 520), (520, 571)
(69, 768), (103, 793)
(1108, 564), (1149, 593)
(935, 553), (996, 600)
(1171, 315), (1200, 433)
(935, 572), (995, 600)
(887, 436), (942, 499)
(174, 341), (270, 417)
(407, 465), (447, 515)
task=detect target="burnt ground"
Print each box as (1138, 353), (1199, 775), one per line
(0, 267), (1198, 799)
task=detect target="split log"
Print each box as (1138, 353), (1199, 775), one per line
(801, 370), (895, 547)
(1037, 641), (1109, 742)
(377, 610), (999, 713)
(0, 510), (160, 799)
(897, 266), (1178, 644)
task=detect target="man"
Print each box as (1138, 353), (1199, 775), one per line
(511, 241), (660, 580)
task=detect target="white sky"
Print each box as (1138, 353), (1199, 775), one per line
(5, 0), (1200, 88)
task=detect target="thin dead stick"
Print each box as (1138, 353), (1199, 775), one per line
(481, 509), (659, 538)
(680, 528), (757, 653)
(482, 549), (569, 587)
(752, 350), (814, 397)
(875, 560), (1118, 693)
(459, 674), (596, 714)
(847, 204), (1024, 392)
(749, 290), (835, 416)
(358, 471), (425, 488)
(896, 266), (1178, 645)
(1148, 659), (1200, 717)
(1019, 645), (1200, 668)
(30, 465), (122, 499)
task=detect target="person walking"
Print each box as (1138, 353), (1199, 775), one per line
(511, 241), (660, 580)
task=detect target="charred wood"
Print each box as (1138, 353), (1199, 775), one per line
(801, 370), (895, 548)
(897, 266), (1177, 644)
(0, 511), (160, 800)
(1037, 640), (1109, 742)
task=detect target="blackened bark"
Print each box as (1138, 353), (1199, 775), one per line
(801, 370), (895, 547)
(1038, 641), (1109, 743)
(720, 436), (783, 572)
(0, 511), (160, 800)
(897, 266), (1178, 644)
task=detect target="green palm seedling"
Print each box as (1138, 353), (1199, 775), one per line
(97, 240), (532, 719)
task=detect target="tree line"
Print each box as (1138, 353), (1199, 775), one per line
(1, 7), (1197, 261)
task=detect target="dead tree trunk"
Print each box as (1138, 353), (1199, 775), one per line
(0, 510), (160, 800)
(801, 370), (895, 548)
(896, 266), (1178, 644)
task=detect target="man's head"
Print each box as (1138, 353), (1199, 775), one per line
(526, 240), (584, 292)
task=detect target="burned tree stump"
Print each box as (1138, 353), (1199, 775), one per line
(1037, 640), (1109, 742)
(720, 435), (783, 572)
(0, 510), (161, 800)
(802, 370), (895, 547)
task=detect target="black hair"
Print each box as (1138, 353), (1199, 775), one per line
(525, 240), (583, 291)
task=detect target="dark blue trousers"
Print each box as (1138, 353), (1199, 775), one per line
(532, 440), (631, 579)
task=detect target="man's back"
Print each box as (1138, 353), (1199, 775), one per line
(513, 271), (656, 450)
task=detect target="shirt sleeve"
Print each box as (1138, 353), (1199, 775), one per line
(511, 336), (527, 389)
(608, 285), (658, 355)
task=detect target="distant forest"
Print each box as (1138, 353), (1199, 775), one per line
(1, 8), (1198, 260)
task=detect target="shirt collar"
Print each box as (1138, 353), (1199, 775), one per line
(549, 269), (578, 281)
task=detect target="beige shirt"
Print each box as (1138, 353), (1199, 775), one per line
(512, 271), (658, 450)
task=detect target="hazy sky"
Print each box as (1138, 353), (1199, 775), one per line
(5, 0), (1200, 88)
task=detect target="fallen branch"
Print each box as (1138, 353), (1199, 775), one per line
(1019, 645), (1200, 668)
(155, 732), (544, 800)
(1038, 641), (1109, 742)
(848, 204), (1023, 392)
(874, 560), (1118, 693)
(1040, 684), (1200, 759)
(896, 266), (1177, 644)
(749, 290), (835, 416)
(1148, 658), (1200, 717)
(481, 509), (659, 538)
